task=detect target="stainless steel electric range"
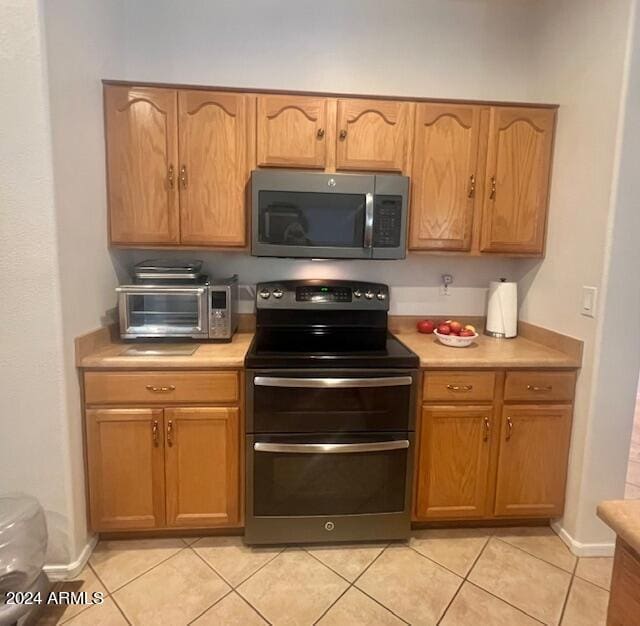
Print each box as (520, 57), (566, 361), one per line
(244, 279), (419, 545)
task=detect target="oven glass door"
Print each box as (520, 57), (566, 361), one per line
(251, 372), (414, 432)
(251, 433), (410, 516)
(118, 287), (208, 337)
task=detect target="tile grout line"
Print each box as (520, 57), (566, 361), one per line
(436, 534), (491, 625)
(187, 545), (275, 624)
(86, 561), (132, 625)
(491, 534), (577, 575)
(186, 588), (235, 626)
(557, 558), (580, 626)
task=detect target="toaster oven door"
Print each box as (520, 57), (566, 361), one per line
(117, 286), (209, 339)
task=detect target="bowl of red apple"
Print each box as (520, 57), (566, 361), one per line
(416, 319), (478, 348)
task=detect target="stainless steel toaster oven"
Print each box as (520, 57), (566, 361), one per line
(116, 275), (238, 340)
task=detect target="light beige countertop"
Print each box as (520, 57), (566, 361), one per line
(78, 333), (254, 369)
(598, 500), (640, 555)
(394, 331), (581, 369)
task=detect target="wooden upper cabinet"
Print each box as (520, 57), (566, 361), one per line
(178, 91), (248, 246)
(165, 407), (239, 527)
(409, 104), (485, 251)
(105, 86), (179, 244)
(257, 95), (328, 168)
(480, 107), (556, 254)
(416, 406), (494, 520)
(86, 408), (165, 531)
(336, 99), (410, 172)
(494, 404), (572, 518)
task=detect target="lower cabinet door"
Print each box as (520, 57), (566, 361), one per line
(86, 408), (165, 531)
(165, 407), (239, 527)
(416, 406), (494, 519)
(494, 404), (573, 517)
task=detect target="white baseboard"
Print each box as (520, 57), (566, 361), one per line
(44, 535), (98, 581)
(552, 521), (615, 557)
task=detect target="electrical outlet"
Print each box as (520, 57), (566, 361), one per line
(581, 286), (598, 318)
(440, 274), (453, 296)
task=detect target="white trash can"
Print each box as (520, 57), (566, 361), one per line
(0, 494), (49, 626)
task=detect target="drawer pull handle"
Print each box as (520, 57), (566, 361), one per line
(447, 384), (473, 392)
(506, 416), (513, 441)
(167, 420), (174, 447)
(145, 384), (176, 393)
(152, 420), (159, 446)
(483, 416), (490, 442)
(527, 384), (553, 392)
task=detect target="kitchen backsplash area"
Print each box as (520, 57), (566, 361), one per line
(114, 249), (523, 317)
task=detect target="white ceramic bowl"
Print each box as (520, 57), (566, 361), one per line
(433, 329), (478, 348)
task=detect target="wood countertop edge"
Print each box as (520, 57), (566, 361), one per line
(597, 500), (640, 556)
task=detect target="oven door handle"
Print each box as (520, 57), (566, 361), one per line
(253, 376), (413, 388)
(254, 440), (410, 454)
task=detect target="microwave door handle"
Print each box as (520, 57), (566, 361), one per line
(363, 192), (374, 248)
(254, 440), (410, 454)
(253, 376), (413, 388)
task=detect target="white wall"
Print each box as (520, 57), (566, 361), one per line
(43, 0), (126, 564)
(0, 0), (69, 564)
(516, 0), (638, 549)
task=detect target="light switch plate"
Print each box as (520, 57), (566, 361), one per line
(581, 286), (598, 318)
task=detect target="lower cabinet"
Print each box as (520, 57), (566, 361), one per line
(87, 408), (166, 531)
(165, 407), (239, 527)
(86, 406), (240, 532)
(415, 406), (494, 519)
(415, 369), (576, 521)
(494, 404), (573, 517)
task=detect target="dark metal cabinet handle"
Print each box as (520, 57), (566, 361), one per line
(489, 176), (496, 200)
(316, 128), (325, 138)
(468, 174), (476, 198)
(506, 416), (513, 441)
(168, 165), (175, 189)
(180, 165), (188, 188)
(167, 420), (174, 447)
(152, 420), (159, 446)
(527, 384), (553, 392)
(339, 129), (347, 140)
(145, 384), (176, 393)
(447, 384), (473, 392)
(483, 417), (490, 442)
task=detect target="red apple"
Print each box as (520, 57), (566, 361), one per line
(437, 323), (451, 335)
(417, 319), (436, 334)
(449, 321), (463, 335)
(459, 328), (475, 337)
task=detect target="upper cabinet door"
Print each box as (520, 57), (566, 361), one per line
(165, 407), (239, 528)
(409, 104), (484, 251)
(256, 95), (328, 168)
(480, 107), (556, 254)
(105, 86), (179, 244)
(336, 99), (410, 172)
(178, 91), (248, 246)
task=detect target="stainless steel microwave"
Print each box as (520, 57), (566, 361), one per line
(251, 170), (409, 259)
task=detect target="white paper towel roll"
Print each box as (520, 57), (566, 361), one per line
(486, 280), (518, 338)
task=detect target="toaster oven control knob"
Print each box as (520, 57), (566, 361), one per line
(259, 289), (271, 299)
(353, 289), (362, 298)
(376, 292), (387, 301)
(272, 288), (284, 299)
(364, 290), (374, 300)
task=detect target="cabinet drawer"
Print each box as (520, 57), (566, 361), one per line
(85, 371), (239, 405)
(504, 371), (575, 402)
(422, 371), (496, 402)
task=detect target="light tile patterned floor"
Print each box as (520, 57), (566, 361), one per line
(34, 527), (613, 626)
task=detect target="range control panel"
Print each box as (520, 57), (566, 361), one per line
(256, 280), (389, 311)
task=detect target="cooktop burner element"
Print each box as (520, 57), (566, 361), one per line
(245, 279), (419, 369)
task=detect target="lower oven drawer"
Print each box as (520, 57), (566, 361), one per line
(248, 433), (413, 518)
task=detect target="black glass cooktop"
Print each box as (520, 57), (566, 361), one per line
(245, 332), (418, 369)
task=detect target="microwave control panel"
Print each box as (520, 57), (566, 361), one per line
(372, 196), (402, 248)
